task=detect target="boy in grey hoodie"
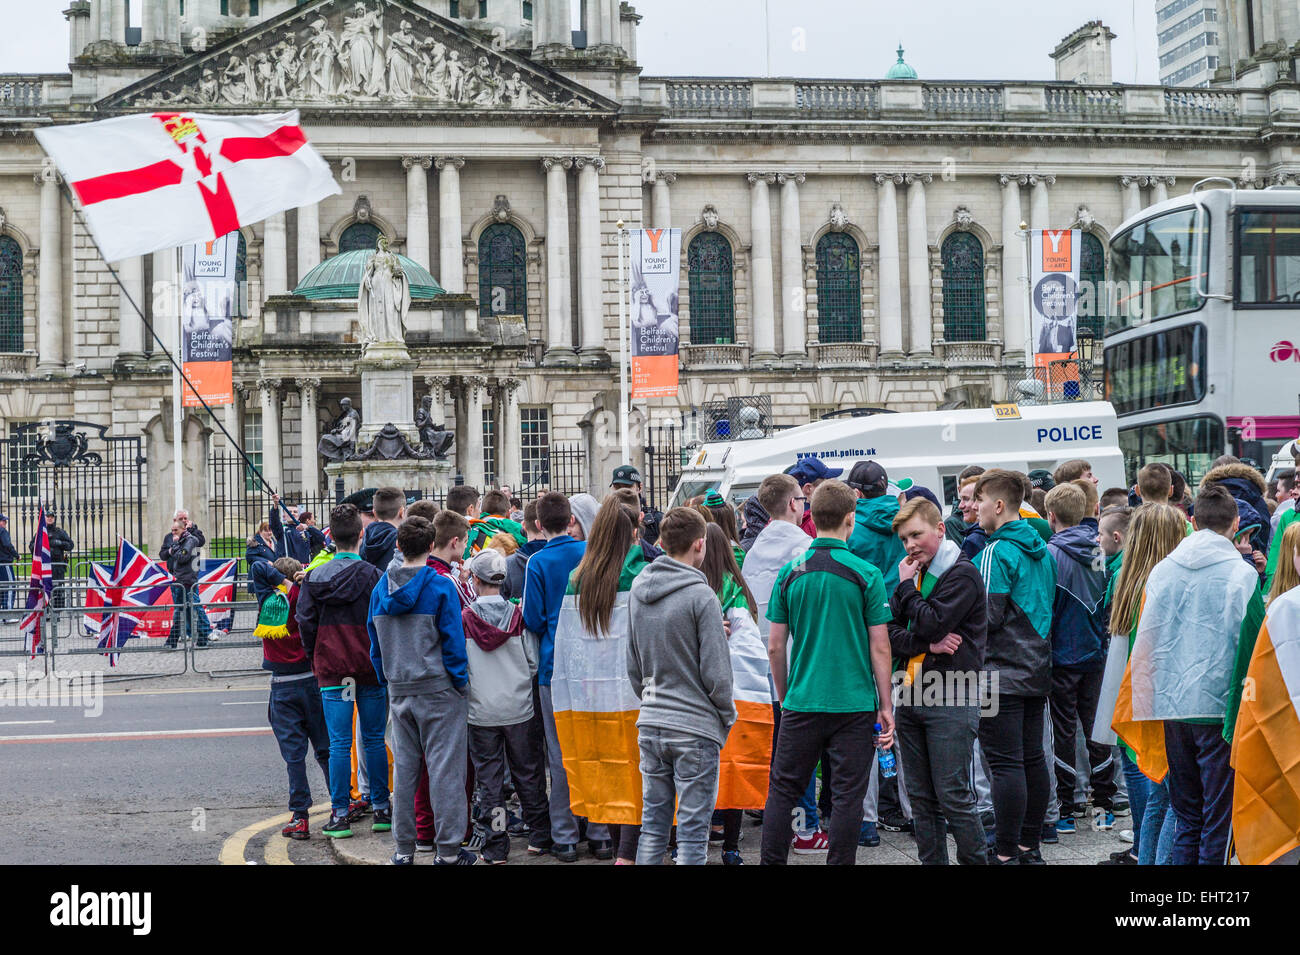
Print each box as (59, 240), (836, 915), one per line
(367, 516), (472, 866)
(462, 549), (551, 863)
(627, 507), (736, 865)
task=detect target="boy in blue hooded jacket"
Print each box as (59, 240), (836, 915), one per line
(1043, 483), (1117, 833)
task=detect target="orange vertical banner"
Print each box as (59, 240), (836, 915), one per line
(630, 228), (681, 399)
(180, 231), (237, 407)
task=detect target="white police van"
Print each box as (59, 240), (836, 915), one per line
(669, 401), (1125, 512)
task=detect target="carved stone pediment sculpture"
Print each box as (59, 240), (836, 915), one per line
(100, 0), (617, 115)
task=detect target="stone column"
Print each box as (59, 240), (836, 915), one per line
(424, 375), (449, 427)
(1119, 176), (1143, 223)
(152, 248), (177, 356)
(651, 171), (675, 228)
(141, 0), (162, 44)
(262, 211), (288, 298)
(748, 172), (777, 359)
(117, 256), (145, 358)
(542, 157), (576, 365)
(1000, 173), (1027, 356)
(575, 156), (608, 364)
(297, 203), (320, 279)
(1030, 174), (1054, 231)
(875, 173), (904, 355)
(399, 156), (431, 272)
(778, 172), (806, 358)
(499, 377), (522, 493)
(258, 378), (283, 492)
(110, 0), (126, 45)
(226, 383), (247, 455)
(438, 157), (469, 290)
(904, 173), (933, 355)
(462, 375), (486, 490)
(36, 169), (63, 372)
(1149, 175), (1175, 205)
(296, 377), (321, 496)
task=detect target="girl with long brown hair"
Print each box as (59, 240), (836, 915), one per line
(1106, 503), (1186, 866)
(560, 495), (650, 863)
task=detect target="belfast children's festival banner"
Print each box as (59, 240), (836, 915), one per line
(1029, 228), (1081, 369)
(630, 228), (681, 399)
(180, 231), (238, 407)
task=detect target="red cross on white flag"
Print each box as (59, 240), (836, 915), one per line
(35, 110), (340, 263)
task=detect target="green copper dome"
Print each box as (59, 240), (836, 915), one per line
(885, 44), (917, 80)
(292, 249), (445, 300)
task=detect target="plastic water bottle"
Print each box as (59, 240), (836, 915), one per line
(873, 723), (896, 779)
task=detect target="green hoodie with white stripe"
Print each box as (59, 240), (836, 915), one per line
(978, 518), (1057, 697)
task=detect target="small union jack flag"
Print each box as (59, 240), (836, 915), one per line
(20, 504), (52, 656)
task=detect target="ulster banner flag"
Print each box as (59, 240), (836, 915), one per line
(35, 110), (339, 262)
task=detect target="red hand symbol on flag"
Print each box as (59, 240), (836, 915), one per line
(67, 114), (311, 241)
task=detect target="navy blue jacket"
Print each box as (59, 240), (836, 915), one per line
(360, 521), (399, 570)
(0, 527), (17, 564)
(270, 507), (313, 565)
(245, 536), (278, 596)
(250, 559), (286, 605)
(1047, 523), (1109, 671)
(959, 521), (988, 560)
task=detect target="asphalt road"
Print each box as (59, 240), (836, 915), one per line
(0, 676), (334, 865)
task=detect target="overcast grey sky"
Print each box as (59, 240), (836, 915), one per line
(1, 0), (1160, 84)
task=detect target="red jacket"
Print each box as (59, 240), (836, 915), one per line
(296, 554), (383, 687)
(800, 509), (816, 537)
(261, 583), (310, 676)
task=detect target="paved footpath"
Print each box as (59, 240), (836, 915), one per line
(330, 812), (1136, 865)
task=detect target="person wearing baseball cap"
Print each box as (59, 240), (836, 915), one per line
(787, 458), (843, 536)
(845, 460), (907, 592)
(0, 513), (16, 616)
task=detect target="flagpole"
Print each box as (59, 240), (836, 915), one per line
(617, 221), (630, 465)
(173, 246), (184, 517)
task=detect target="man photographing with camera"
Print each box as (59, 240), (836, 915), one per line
(159, 508), (215, 648)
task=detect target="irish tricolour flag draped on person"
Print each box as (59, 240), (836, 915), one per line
(34, 110), (339, 262)
(1112, 529), (1265, 782)
(1231, 586), (1300, 865)
(550, 547), (650, 825)
(716, 578), (774, 810)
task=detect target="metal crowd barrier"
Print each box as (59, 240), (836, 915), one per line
(0, 576), (270, 682)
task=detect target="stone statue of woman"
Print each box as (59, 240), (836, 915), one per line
(357, 236), (410, 346)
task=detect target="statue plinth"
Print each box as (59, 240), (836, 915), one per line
(326, 457), (455, 502)
(357, 341), (419, 446)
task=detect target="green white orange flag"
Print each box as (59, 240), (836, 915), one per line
(1231, 587), (1300, 865)
(551, 548), (648, 826)
(717, 600), (774, 810)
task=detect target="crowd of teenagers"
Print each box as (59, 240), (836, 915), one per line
(244, 451), (1300, 865)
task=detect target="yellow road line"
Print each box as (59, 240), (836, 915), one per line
(263, 807), (332, 866)
(219, 803), (329, 866)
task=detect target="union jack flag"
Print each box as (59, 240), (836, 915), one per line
(19, 504), (52, 656)
(197, 558), (238, 632)
(96, 537), (174, 664)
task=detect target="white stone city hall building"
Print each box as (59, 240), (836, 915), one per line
(1, 0), (1298, 537)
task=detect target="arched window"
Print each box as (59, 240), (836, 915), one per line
(815, 232), (862, 343)
(687, 232), (734, 344)
(1079, 232), (1106, 338)
(0, 236), (22, 352)
(941, 232), (986, 342)
(478, 222), (526, 319)
(339, 222), (382, 253)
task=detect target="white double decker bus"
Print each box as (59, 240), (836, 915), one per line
(1105, 180), (1300, 484)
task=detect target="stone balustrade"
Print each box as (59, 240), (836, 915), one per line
(680, 342), (749, 368)
(809, 342), (878, 366)
(640, 77), (1277, 125)
(0, 75), (48, 113)
(935, 339), (1003, 365)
